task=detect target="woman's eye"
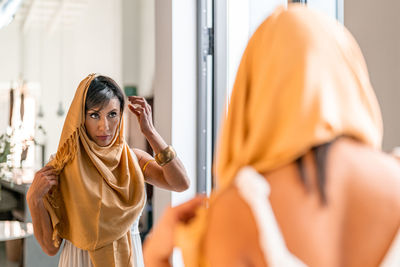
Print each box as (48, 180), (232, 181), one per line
(109, 112), (118, 118)
(90, 113), (99, 119)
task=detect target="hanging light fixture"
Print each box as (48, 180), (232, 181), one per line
(37, 26), (45, 119)
(37, 105), (44, 118)
(57, 19), (65, 117)
(56, 101), (65, 116)
(289, 0), (307, 3)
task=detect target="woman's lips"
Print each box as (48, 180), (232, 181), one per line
(97, 135), (111, 141)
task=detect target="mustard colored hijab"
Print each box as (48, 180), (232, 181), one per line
(44, 74), (146, 266)
(216, 5), (382, 189)
(177, 4), (383, 266)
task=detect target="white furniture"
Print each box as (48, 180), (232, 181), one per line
(1, 176), (61, 267)
(0, 221), (33, 242)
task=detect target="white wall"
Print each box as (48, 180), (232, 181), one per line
(345, 0), (400, 151)
(0, 22), (21, 82)
(122, 0), (145, 150)
(0, 0), (123, 162)
(153, 0), (197, 214)
(139, 0), (155, 98)
(170, 0), (197, 205)
(307, 0), (337, 20)
(171, 3), (198, 263)
(122, 0), (140, 88)
(154, 0), (197, 265)
(249, 0), (286, 35)
(153, 0), (173, 230)
(226, 0), (249, 97)
(226, 0), (287, 99)
(122, 0), (154, 98)
(122, 0), (155, 150)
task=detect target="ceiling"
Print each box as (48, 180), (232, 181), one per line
(13, 0), (89, 34)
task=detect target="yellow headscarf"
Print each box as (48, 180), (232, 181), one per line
(44, 74), (146, 266)
(177, 4), (382, 266)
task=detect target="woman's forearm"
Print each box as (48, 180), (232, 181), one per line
(27, 196), (60, 256)
(160, 157), (190, 191)
(143, 129), (168, 154)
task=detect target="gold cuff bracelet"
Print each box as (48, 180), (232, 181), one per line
(155, 145), (176, 166)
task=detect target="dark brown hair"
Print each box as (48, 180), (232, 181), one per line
(85, 75), (125, 112)
(296, 140), (335, 205)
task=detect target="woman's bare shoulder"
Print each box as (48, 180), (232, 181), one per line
(332, 137), (400, 226)
(331, 138), (400, 266)
(332, 138), (400, 190)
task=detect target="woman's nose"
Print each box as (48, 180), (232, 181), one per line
(98, 117), (109, 131)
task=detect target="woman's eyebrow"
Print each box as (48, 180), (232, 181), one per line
(88, 109), (100, 112)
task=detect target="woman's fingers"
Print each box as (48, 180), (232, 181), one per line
(129, 104), (146, 113)
(129, 105), (149, 120)
(128, 104), (140, 116)
(30, 166), (59, 200)
(45, 174), (58, 181)
(145, 103), (152, 114)
(128, 96), (146, 106)
(137, 107), (146, 114)
(128, 96), (145, 102)
(128, 97), (154, 135)
(48, 179), (58, 187)
(38, 165), (53, 174)
(41, 169), (56, 177)
(37, 168), (58, 183)
(128, 97), (151, 112)
(173, 195), (207, 223)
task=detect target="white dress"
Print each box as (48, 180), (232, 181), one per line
(235, 167), (400, 267)
(58, 216), (144, 267)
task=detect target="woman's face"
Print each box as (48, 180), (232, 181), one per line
(85, 98), (121, 146)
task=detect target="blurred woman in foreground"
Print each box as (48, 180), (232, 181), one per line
(144, 4), (400, 267)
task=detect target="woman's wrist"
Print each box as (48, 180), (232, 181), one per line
(27, 192), (44, 208)
(143, 129), (168, 154)
(142, 125), (157, 137)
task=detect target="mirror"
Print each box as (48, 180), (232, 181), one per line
(0, 0), (155, 169)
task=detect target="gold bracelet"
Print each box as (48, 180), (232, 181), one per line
(142, 159), (155, 174)
(155, 145), (176, 166)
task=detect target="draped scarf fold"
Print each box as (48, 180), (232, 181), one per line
(176, 4), (383, 266)
(43, 73), (146, 266)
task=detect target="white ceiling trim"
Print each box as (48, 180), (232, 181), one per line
(22, 0), (38, 33)
(17, 0), (88, 34)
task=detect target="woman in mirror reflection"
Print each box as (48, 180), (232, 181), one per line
(143, 4), (400, 267)
(27, 74), (190, 267)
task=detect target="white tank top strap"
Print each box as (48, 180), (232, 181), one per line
(379, 226), (400, 267)
(235, 167), (307, 267)
(58, 240), (93, 267)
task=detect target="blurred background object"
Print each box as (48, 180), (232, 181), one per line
(0, 0), (23, 29)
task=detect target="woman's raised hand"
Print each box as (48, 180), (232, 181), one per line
(27, 166), (58, 202)
(128, 96), (155, 136)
